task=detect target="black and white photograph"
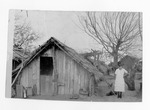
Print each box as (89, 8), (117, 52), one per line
(8, 10), (142, 102)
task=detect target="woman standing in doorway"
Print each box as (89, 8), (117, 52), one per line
(114, 63), (128, 98)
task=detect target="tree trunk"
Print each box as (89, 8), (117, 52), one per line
(113, 52), (118, 70)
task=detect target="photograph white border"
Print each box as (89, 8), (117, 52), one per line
(0, 0), (149, 110)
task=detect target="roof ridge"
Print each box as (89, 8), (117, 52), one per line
(12, 37), (103, 86)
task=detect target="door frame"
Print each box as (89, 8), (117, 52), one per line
(39, 56), (54, 95)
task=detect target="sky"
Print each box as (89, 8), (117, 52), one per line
(13, 10), (142, 59)
(15, 10), (101, 53)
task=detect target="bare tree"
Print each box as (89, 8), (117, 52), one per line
(79, 12), (140, 68)
(14, 11), (40, 57)
(79, 12), (142, 90)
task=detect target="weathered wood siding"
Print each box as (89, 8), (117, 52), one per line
(40, 49), (54, 95)
(20, 57), (40, 94)
(20, 47), (92, 96)
(20, 49), (54, 95)
(56, 49), (90, 95)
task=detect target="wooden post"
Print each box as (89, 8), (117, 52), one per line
(89, 75), (94, 96)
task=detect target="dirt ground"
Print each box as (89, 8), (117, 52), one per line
(27, 78), (142, 102)
(28, 91), (142, 102)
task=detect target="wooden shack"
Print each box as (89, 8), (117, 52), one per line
(12, 37), (102, 97)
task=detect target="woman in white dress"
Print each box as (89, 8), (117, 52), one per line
(114, 63), (128, 98)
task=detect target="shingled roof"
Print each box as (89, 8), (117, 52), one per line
(12, 37), (103, 86)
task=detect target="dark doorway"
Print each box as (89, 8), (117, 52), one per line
(40, 57), (53, 95)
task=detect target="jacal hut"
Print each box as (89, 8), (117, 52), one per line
(12, 37), (102, 97)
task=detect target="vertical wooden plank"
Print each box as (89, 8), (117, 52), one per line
(70, 59), (74, 95)
(27, 64), (30, 87)
(55, 50), (59, 94)
(89, 74), (95, 96)
(84, 72), (88, 90)
(74, 63), (78, 94)
(76, 64), (80, 94)
(72, 60), (75, 95)
(28, 62), (32, 87)
(79, 65), (82, 93)
(62, 52), (65, 95)
(24, 59), (36, 94)
(20, 70), (24, 87)
(79, 66), (83, 89)
(85, 71), (87, 89)
(79, 66), (82, 90)
(21, 67), (28, 88)
(67, 56), (71, 95)
(51, 48), (55, 96)
(57, 50), (61, 95)
(78, 65), (81, 91)
(82, 69), (85, 89)
(61, 51), (64, 94)
(64, 54), (69, 94)
(32, 58), (38, 95)
(53, 47), (58, 96)
(31, 59), (38, 87)
(78, 66), (81, 92)
(72, 60), (80, 95)
(68, 57), (72, 95)
(26, 67), (29, 88)
(37, 57), (40, 95)
(75, 64), (78, 94)
(29, 59), (37, 88)
(16, 85), (24, 98)
(56, 50), (60, 94)
(31, 60), (34, 87)
(73, 61), (76, 94)
(57, 50), (62, 95)
(65, 54), (68, 94)
(83, 69), (86, 89)
(88, 75), (92, 96)
(57, 50), (64, 95)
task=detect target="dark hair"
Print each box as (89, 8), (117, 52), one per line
(118, 62), (123, 67)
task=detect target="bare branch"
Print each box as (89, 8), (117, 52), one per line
(78, 11), (141, 66)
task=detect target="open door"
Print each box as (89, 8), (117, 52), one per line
(40, 57), (54, 95)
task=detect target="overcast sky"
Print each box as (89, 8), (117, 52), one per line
(13, 10), (142, 58)
(14, 10), (102, 53)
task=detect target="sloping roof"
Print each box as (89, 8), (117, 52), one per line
(12, 37), (103, 86)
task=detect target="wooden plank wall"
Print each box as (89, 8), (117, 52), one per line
(56, 50), (90, 95)
(20, 58), (40, 95)
(20, 48), (91, 96)
(20, 49), (54, 95)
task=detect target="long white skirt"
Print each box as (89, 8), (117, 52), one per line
(114, 78), (125, 92)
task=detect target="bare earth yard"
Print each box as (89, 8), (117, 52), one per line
(27, 79), (142, 102)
